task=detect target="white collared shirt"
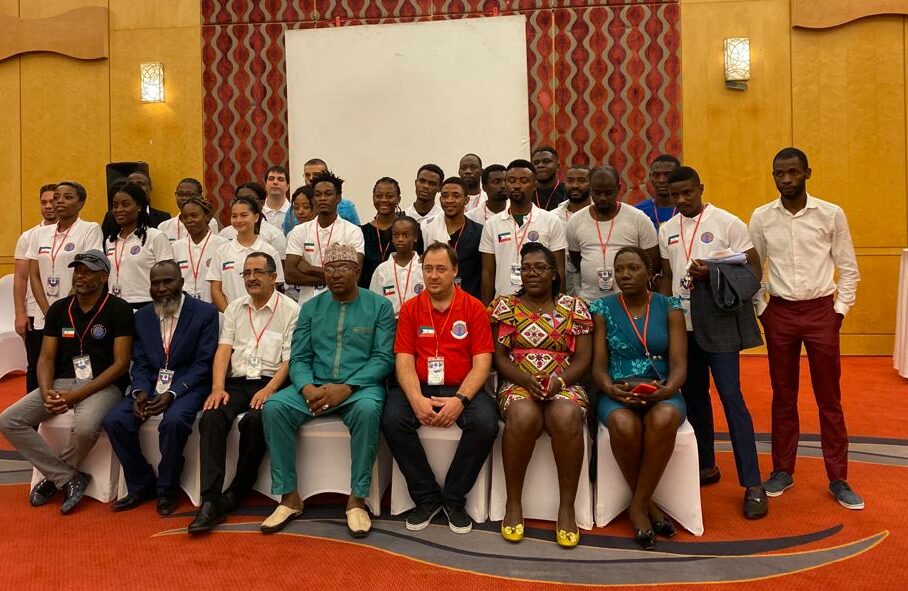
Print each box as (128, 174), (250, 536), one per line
(421, 214), (460, 247)
(262, 199), (291, 230)
(172, 231), (229, 303)
(566, 204), (658, 302)
(15, 221), (52, 321)
(479, 204), (568, 297)
(404, 202), (444, 225)
(26, 218), (104, 329)
(659, 204), (753, 330)
(220, 221), (287, 259)
(749, 194), (859, 316)
(104, 227), (174, 304)
(157, 293), (186, 353)
(369, 254), (425, 317)
(465, 190), (487, 212)
(158, 217), (219, 242)
(220, 290), (299, 378)
(465, 201), (509, 226)
(285, 216), (365, 304)
(206, 237), (285, 305)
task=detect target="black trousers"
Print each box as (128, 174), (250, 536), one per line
(381, 385), (498, 508)
(24, 322), (43, 394)
(198, 377), (271, 503)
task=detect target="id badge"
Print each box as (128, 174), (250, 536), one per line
(46, 276), (60, 297)
(111, 285), (122, 297)
(597, 267), (614, 292)
(190, 292), (202, 300)
(509, 264), (522, 286)
(679, 284), (691, 300)
(73, 354), (93, 384)
(454, 277), (462, 287)
(680, 272), (694, 291)
(246, 355), (262, 380)
(155, 369), (175, 394)
(427, 356), (445, 386)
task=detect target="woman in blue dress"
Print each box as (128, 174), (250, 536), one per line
(590, 246), (688, 550)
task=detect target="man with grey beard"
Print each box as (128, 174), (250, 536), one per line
(103, 260), (219, 515)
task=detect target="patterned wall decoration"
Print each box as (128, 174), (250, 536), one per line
(201, 0), (681, 222)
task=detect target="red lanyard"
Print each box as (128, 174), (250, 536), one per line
(188, 232), (212, 284)
(161, 314), (177, 367)
(315, 218), (337, 266)
(425, 289), (458, 357)
(374, 223), (392, 261)
(594, 203), (620, 263)
(393, 256), (415, 309)
(50, 221), (74, 274)
(511, 208), (534, 255)
(679, 204), (708, 263)
(247, 294), (279, 351)
(112, 233), (132, 283)
(67, 293), (110, 354)
(535, 180), (561, 210)
(618, 292), (652, 355)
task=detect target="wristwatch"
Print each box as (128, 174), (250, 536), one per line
(453, 393), (471, 407)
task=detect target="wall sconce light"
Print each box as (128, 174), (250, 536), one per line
(724, 38), (750, 91)
(140, 62), (165, 103)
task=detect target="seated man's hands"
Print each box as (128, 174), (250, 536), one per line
(42, 388), (69, 415)
(430, 395), (464, 428)
(303, 384), (353, 416)
(133, 391), (148, 420)
(410, 395), (436, 426)
(203, 388), (230, 410)
(144, 392), (174, 417)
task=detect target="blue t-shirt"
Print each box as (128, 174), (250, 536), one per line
(635, 198), (676, 230)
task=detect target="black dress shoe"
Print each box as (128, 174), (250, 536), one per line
(188, 501), (224, 535)
(220, 491), (240, 515)
(744, 486), (768, 519)
(157, 491), (179, 516)
(112, 488), (155, 512)
(652, 517), (677, 538)
(29, 478), (58, 507)
(699, 466), (721, 486)
(60, 472), (91, 515)
(634, 529), (656, 551)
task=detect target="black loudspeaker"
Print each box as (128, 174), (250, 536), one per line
(105, 161), (150, 207)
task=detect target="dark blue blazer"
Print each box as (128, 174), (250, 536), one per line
(130, 294), (219, 398)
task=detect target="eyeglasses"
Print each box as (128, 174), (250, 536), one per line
(241, 269), (273, 278)
(324, 263), (356, 274)
(520, 263), (552, 275)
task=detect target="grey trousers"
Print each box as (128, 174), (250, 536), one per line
(0, 379), (122, 487)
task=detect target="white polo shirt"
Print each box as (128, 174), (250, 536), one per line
(158, 217), (220, 242)
(220, 290), (299, 379)
(479, 204), (567, 296)
(404, 202), (443, 225)
(285, 216), (365, 304)
(368, 255), (425, 317)
(206, 237), (285, 305)
(172, 231), (229, 303)
(421, 214), (458, 247)
(465, 190), (487, 212)
(566, 204), (658, 302)
(262, 199), (291, 230)
(26, 218), (103, 329)
(659, 204), (753, 330)
(220, 221), (287, 259)
(466, 201), (509, 226)
(104, 227), (174, 304)
(15, 222), (51, 322)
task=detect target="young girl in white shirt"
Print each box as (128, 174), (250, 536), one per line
(369, 216), (424, 317)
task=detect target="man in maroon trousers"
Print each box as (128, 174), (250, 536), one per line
(749, 147), (863, 510)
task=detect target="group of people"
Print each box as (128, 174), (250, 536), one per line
(3, 146), (861, 551)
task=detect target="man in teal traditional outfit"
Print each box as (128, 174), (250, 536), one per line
(260, 243), (395, 537)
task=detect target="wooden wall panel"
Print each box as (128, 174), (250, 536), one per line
(109, 0), (200, 30)
(109, 26), (204, 216)
(0, 0), (21, 272)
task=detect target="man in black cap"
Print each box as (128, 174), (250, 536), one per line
(0, 249), (135, 514)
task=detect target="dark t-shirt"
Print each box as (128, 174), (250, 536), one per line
(536, 182), (568, 211)
(360, 222), (393, 289)
(44, 292), (136, 390)
(450, 218), (483, 300)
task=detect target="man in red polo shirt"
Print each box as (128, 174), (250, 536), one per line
(382, 242), (498, 534)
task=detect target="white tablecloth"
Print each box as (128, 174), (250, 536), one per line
(894, 249), (908, 378)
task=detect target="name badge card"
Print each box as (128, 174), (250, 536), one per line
(597, 267), (614, 292)
(427, 356), (445, 386)
(155, 369), (175, 394)
(111, 285), (122, 297)
(509, 264), (522, 286)
(73, 355), (93, 384)
(246, 355), (262, 380)
(46, 276), (60, 297)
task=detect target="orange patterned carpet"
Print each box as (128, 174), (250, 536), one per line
(0, 356), (905, 590)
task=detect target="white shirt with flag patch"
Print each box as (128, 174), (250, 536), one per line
(368, 255), (424, 317)
(172, 231), (229, 303)
(479, 204), (567, 297)
(285, 216), (365, 304)
(104, 227), (174, 304)
(206, 236), (285, 305)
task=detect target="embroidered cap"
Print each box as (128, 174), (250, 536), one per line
(68, 249), (111, 273)
(323, 243), (358, 265)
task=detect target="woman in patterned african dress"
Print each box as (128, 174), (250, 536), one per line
(591, 246), (688, 551)
(489, 243), (592, 548)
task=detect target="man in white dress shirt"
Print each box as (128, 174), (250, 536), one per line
(403, 164), (445, 225)
(749, 147), (863, 510)
(458, 153), (486, 211)
(262, 165), (291, 230)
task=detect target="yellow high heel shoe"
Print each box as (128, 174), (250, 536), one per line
(556, 528), (580, 548)
(500, 522), (524, 543)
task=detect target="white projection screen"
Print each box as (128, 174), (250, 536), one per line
(286, 16), (530, 215)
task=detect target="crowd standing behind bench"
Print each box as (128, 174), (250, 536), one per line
(4, 146), (863, 551)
